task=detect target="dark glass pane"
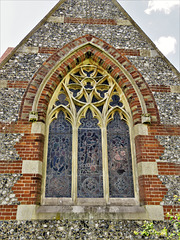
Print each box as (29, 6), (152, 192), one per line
(110, 95), (123, 107)
(69, 78), (76, 84)
(69, 88), (80, 97)
(97, 105), (103, 113)
(84, 81), (93, 89)
(92, 96), (99, 103)
(55, 93), (68, 106)
(78, 109), (103, 198)
(45, 111), (72, 197)
(74, 71), (81, 76)
(102, 79), (108, 85)
(96, 72), (103, 77)
(75, 105), (81, 113)
(79, 95), (86, 102)
(107, 112), (134, 198)
(97, 89), (107, 98)
(83, 70), (94, 77)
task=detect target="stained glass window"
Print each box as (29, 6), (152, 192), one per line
(107, 112), (134, 198)
(78, 109), (103, 198)
(45, 111), (72, 197)
(45, 63), (135, 201)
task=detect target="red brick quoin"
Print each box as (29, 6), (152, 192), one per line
(12, 174), (42, 205)
(0, 205), (17, 220)
(138, 175), (168, 205)
(15, 134), (44, 162)
(135, 135), (164, 163)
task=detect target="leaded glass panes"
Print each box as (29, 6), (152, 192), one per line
(45, 62), (135, 202)
(45, 111), (72, 197)
(107, 112), (134, 198)
(78, 109), (103, 198)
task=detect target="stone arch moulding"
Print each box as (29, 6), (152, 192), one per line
(20, 34), (159, 125)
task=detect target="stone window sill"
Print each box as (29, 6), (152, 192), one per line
(37, 205), (145, 214)
(41, 198), (139, 206)
(38, 198), (144, 214)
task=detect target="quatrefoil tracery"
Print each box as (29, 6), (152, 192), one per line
(50, 64), (128, 123)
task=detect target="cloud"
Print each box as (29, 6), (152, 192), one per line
(145, 1), (180, 14)
(154, 36), (177, 55)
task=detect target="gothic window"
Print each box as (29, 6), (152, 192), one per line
(44, 60), (134, 203)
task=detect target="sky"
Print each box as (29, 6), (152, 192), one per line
(0, 0), (179, 71)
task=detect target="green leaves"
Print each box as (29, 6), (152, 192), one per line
(134, 196), (180, 239)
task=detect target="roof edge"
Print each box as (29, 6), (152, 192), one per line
(0, 0), (179, 76)
(0, 0), (66, 69)
(112, 0), (180, 76)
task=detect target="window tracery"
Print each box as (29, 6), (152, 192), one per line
(44, 61), (134, 203)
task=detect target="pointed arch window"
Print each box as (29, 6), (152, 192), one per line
(43, 60), (135, 204)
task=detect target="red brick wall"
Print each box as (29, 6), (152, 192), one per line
(0, 206), (17, 220)
(12, 174), (42, 205)
(15, 134), (44, 162)
(138, 175), (168, 205)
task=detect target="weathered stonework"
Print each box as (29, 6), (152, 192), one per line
(0, 220), (179, 239)
(128, 56), (179, 86)
(0, 133), (23, 161)
(0, 88), (25, 123)
(25, 23), (152, 50)
(52, 0), (127, 19)
(153, 92), (180, 125)
(0, 53), (50, 82)
(0, 174), (21, 205)
(158, 175), (180, 206)
(155, 136), (180, 163)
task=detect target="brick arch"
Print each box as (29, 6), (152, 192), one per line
(20, 34), (159, 124)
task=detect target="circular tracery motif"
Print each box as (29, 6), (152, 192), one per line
(51, 64), (125, 117)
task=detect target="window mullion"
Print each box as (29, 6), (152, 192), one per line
(102, 123), (109, 204)
(71, 123), (78, 203)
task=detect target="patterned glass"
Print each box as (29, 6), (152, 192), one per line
(46, 64), (134, 200)
(78, 109), (103, 198)
(107, 112), (134, 198)
(45, 111), (72, 197)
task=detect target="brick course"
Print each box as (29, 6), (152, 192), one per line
(0, 205), (17, 220)
(138, 175), (168, 205)
(12, 174), (42, 205)
(15, 134), (44, 162)
(135, 135), (164, 163)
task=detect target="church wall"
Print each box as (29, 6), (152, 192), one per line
(0, 0), (179, 237)
(0, 219), (178, 239)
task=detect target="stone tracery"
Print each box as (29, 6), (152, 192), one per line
(45, 62), (134, 200)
